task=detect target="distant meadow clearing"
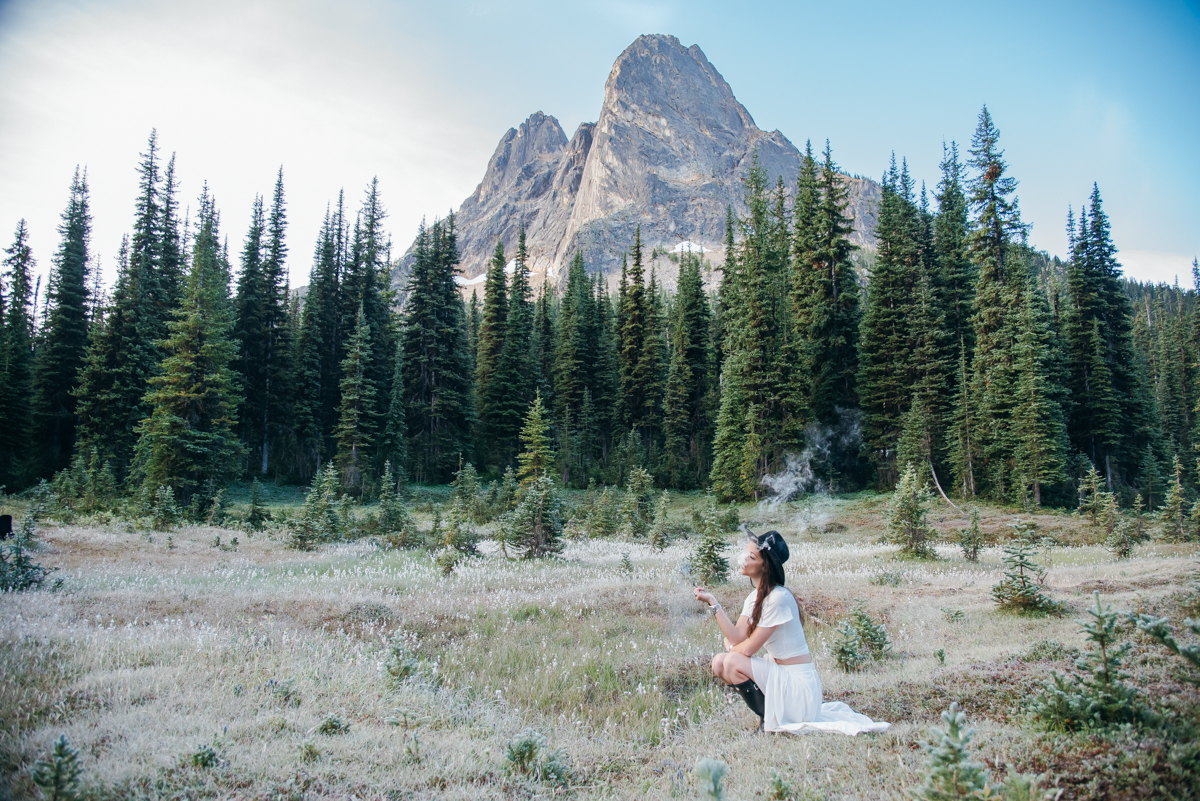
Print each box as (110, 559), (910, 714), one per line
(2, 490), (1197, 800)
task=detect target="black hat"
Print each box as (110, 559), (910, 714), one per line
(746, 527), (789, 564)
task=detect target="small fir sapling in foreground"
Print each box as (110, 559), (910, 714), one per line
(849, 599), (892, 659)
(1159, 456), (1192, 542)
(911, 702), (1050, 800)
(1030, 592), (1143, 732)
(959, 507), (983, 561)
(649, 490), (671, 551)
(690, 493), (729, 585)
(618, 466), (654, 540)
(386, 631), (419, 685)
(246, 478), (269, 530)
(500, 475), (565, 558)
(1129, 612), (1200, 684)
(32, 735), (83, 801)
(833, 620), (868, 672)
(885, 463), (937, 558)
(377, 461), (417, 547)
(0, 514), (55, 591)
(992, 538), (1063, 616)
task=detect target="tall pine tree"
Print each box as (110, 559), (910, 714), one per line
(32, 168), (92, 476)
(334, 302), (378, 493)
(0, 220), (36, 486)
(131, 189), (243, 505)
(401, 217), (475, 482)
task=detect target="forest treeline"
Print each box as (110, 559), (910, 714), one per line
(0, 109), (1198, 515)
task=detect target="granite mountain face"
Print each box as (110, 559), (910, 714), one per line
(396, 34), (879, 292)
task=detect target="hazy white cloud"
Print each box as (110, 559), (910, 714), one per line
(1120, 250), (1199, 288)
(0, 0), (495, 289)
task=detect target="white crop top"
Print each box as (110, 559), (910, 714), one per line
(740, 586), (809, 659)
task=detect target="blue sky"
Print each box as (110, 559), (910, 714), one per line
(1, 0), (1196, 290)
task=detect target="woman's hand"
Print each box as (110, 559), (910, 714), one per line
(693, 587), (716, 607)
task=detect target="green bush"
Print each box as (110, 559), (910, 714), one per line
(693, 757), (727, 800)
(504, 728), (571, 786)
(189, 741), (220, 768)
(316, 714), (350, 735)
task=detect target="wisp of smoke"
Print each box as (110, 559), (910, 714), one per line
(757, 408), (862, 509)
(757, 409), (861, 534)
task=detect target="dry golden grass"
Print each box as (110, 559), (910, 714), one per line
(1, 493), (1195, 800)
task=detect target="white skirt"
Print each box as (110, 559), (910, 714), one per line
(750, 657), (890, 736)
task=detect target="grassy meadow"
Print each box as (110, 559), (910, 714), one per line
(1, 487), (1197, 800)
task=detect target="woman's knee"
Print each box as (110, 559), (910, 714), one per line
(710, 653), (726, 678)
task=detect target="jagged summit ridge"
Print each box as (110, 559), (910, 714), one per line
(397, 34), (879, 291)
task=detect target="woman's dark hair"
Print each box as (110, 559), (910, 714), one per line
(747, 530), (807, 634)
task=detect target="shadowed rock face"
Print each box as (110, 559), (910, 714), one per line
(395, 34), (879, 294)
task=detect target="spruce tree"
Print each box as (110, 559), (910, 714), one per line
(490, 225), (533, 466)
(335, 303), (378, 494)
(964, 107), (1030, 499)
(517, 392), (554, 485)
(934, 142), (976, 359)
(475, 240), (508, 466)
(349, 179), (397, 474)
(1159, 455), (1190, 542)
(232, 195), (268, 466)
(0, 220), (36, 486)
(531, 281), (556, 408)
(132, 190), (243, 505)
(293, 204), (345, 478)
(1010, 275), (1068, 506)
(1063, 185), (1149, 489)
(401, 217), (475, 482)
(76, 132), (179, 477)
(235, 169), (296, 478)
(710, 213), (749, 501)
(378, 331), (408, 484)
(32, 168), (92, 476)
(859, 156), (921, 486)
(619, 227), (651, 435)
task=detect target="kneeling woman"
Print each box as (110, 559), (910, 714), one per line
(693, 530), (888, 736)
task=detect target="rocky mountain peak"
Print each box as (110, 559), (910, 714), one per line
(396, 35), (879, 294)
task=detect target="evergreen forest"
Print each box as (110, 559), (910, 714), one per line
(2, 109), (1198, 523)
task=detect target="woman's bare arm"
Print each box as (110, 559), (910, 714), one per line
(729, 623), (775, 657)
